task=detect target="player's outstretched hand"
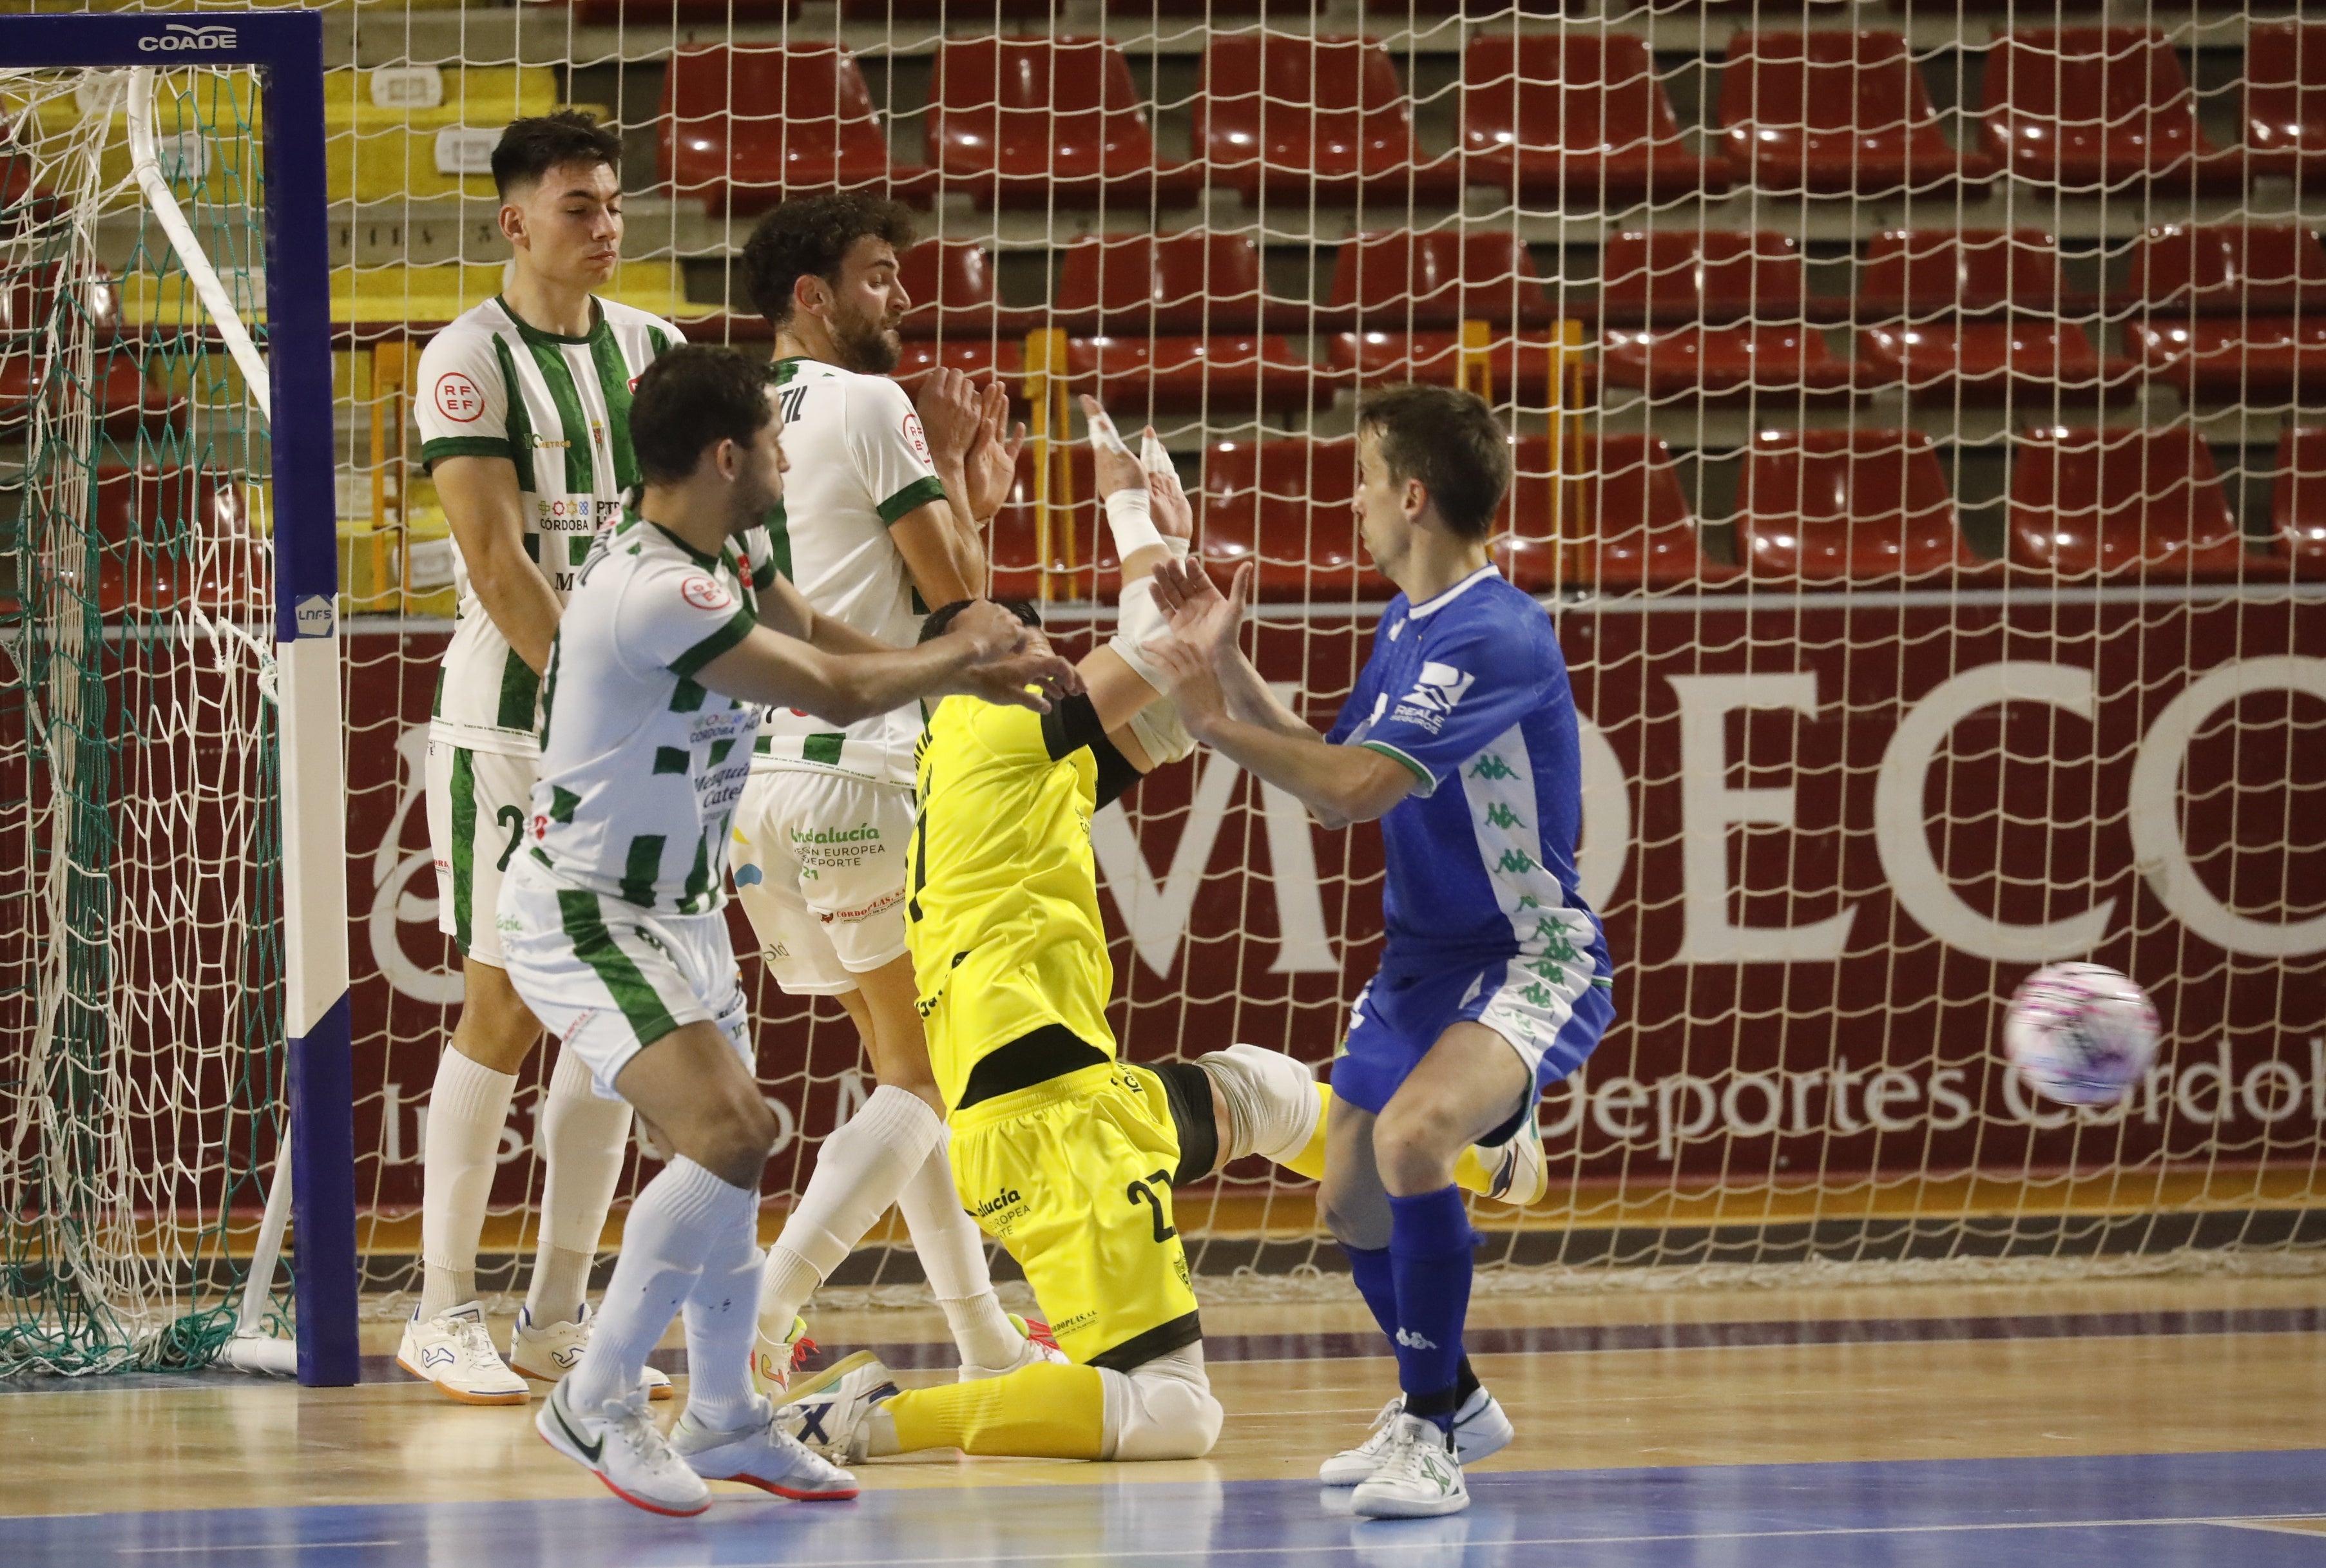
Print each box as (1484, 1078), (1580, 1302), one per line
(1149, 556), (1252, 667)
(1080, 396), (1148, 498)
(1141, 635), (1228, 738)
(959, 649), (1084, 713)
(937, 601), (1083, 712)
(1144, 429), (1193, 542)
(963, 379), (1025, 523)
(916, 365), (983, 467)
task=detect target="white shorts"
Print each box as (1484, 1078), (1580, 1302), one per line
(495, 856), (752, 1102)
(730, 767), (912, 996)
(424, 729), (537, 969)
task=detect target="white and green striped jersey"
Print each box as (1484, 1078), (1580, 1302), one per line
(751, 355), (949, 787)
(522, 512), (763, 916)
(415, 295), (684, 757)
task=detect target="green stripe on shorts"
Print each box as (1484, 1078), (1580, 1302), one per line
(554, 888), (680, 1051)
(448, 746), (477, 954)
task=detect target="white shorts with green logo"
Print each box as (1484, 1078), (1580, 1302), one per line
(731, 767), (912, 996)
(496, 855), (753, 1102)
(425, 730), (538, 969)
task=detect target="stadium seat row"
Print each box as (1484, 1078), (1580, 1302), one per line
(658, 26), (2326, 214)
(881, 225), (2326, 409)
(995, 425), (2325, 596)
(37, 427), (2323, 622)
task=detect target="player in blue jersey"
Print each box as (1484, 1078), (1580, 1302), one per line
(1146, 384), (1615, 1519)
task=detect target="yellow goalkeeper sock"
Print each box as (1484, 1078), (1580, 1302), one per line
(1273, 1082), (1504, 1198)
(883, 1361), (1108, 1458)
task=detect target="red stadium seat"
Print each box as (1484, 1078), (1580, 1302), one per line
(1322, 329), (1571, 403)
(659, 45), (930, 216)
(1053, 233), (1286, 334)
(1326, 230), (1555, 330)
(2006, 425), (2249, 580)
(1857, 320), (2133, 405)
(1597, 230), (1831, 326)
(1980, 28), (2244, 193)
(2246, 23), (2326, 189)
(1601, 325), (1860, 403)
(1, 261), (119, 343)
(1322, 231), (1561, 397)
(1719, 31), (1995, 195)
(1198, 439), (1389, 602)
(1855, 229), (2074, 318)
(78, 463), (249, 617)
(1, 351), (175, 437)
(897, 240), (1040, 338)
(2128, 318), (2326, 404)
(1458, 33), (1733, 204)
(574, 0), (793, 21)
(927, 37), (1200, 209)
(1581, 435), (1735, 589)
(1061, 334), (1325, 416)
(841, 0), (1049, 15)
(2273, 426), (2326, 579)
(892, 336), (1026, 403)
(1195, 35), (1461, 205)
(2125, 225), (2326, 312)
(1736, 429), (1990, 584)
(987, 445), (1115, 602)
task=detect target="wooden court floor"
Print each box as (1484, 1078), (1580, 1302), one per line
(5, 1271), (2325, 1565)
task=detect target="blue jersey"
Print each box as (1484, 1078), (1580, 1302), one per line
(1327, 566), (1612, 987)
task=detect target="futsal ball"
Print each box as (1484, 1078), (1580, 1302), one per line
(2003, 962), (2161, 1106)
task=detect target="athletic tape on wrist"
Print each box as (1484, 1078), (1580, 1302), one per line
(1107, 577), (1173, 693)
(1104, 484), (1165, 560)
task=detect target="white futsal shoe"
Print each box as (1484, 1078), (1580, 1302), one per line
(535, 1379), (711, 1518)
(958, 1313), (1069, 1381)
(670, 1395), (861, 1501)
(1480, 1111), (1546, 1207)
(509, 1304), (674, 1401)
(1319, 1387), (1513, 1485)
(776, 1352), (901, 1465)
(1349, 1413), (1470, 1519)
(396, 1302), (529, 1406)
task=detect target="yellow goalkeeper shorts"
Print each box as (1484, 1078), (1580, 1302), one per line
(947, 1062), (1201, 1372)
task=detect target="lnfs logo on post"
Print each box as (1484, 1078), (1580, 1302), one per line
(1389, 662), (1475, 734)
(140, 22), (238, 51)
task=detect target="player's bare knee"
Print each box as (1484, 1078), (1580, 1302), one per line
(693, 1095), (778, 1186)
(1371, 1102), (1463, 1197)
(453, 962), (542, 1073)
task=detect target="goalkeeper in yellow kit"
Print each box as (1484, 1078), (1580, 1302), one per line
(774, 400), (1541, 1465)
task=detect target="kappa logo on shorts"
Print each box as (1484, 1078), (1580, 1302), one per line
(1389, 662), (1475, 734)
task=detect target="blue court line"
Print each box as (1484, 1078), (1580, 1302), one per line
(6, 1448), (2325, 1566)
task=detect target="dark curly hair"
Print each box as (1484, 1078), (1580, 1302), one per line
(490, 111), (623, 200)
(919, 599), (1040, 644)
(628, 347), (775, 486)
(740, 193), (918, 326)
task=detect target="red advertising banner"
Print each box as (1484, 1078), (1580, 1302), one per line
(343, 587), (2326, 1208)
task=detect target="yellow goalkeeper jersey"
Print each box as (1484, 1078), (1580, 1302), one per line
(907, 693), (1139, 1110)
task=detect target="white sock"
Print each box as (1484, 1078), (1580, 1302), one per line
(566, 1156), (749, 1411)
(525, 1049), (631, 1326)
(895, 1138), (1019, 1370)
(680, 1226), (766, 1433)
(756, 1085), (943, 1337)
(418, 1049), (516, 1319)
